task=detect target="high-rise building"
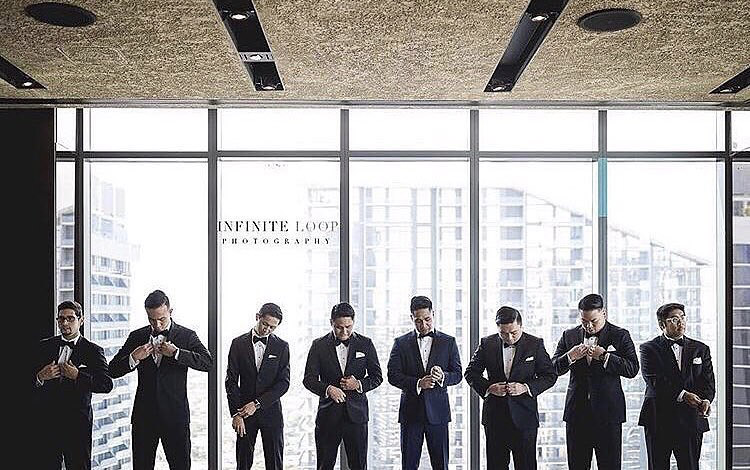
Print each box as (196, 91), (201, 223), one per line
(733, 165), (750, 469)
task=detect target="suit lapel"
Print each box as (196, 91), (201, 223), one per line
(508, 333), (527, 381)
(410, 331), (426, 375)
(491, 335), (507, 381)
(344, 334), (357, 375)
(658, 335), (681, 375)
(327, 333), (343, 375)
(257, 334), (276, 376)
(681, 337), (694, 378)
(425, 331), (440, 372)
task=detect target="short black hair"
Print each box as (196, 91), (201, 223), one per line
(410, 295), (432, 313)
(578, 293), (604, 311)
(656, 302), (685, 323)
(144, 290), (170, 310)
(58, 300), (83, 318)
(259, 302), (283, 323)
(495, 306), (522, 325)
(331, 302), (355, 321)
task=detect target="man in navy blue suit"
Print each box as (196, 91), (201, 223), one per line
(387, 295), (462, 470)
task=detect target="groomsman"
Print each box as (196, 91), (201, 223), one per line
(464, 306), (556, 470)
(226, 303), (290, 470)
(551, 294), (639, 470)
(387, 295), (463, 470)
(34, 300), (114, 469)
(110, 290), (212, 470)
(639, 302), (715, 470)
(303, 302), (382, 470)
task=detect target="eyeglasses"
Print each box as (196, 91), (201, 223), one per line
(57, 316), (79, 323)
(665, 314), (687, 326)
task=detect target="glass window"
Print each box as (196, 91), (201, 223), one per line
(608, 110), (724, 151)
(734, 111), (750, 154)
(350, 160), (470, 468)
(56, 162), (75, 305)
(608, 160), (719, 469)
(84, 109), (208, 151)
(350, 109), (469, 150)
(734, 162), (750, 466)
(220, 160), (339, 469)
(480, 109), (598, 151)
(218, 108), (340, 150)
(479, 160), (595, 468)
(56, 108), (76, 151)
(89, 161), (208, 469)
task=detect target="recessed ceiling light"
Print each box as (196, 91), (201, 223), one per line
(262, 84), (277, 91)
(0, 54), (45, 89)
(710, 66), (750, 95)
(230, 11), (251, 20)
(248, 54), (263, 61)
(530, 13), (549, 22)
(577, 8), (642, 32)
(21, 81), (33, 87)
(25, 2), (97, 27)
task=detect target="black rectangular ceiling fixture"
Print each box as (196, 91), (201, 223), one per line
(710, 65), (750, 95)
(485, 0), (569, 92)
(0, 54), (45, 89)
(213, 0), (283, 91)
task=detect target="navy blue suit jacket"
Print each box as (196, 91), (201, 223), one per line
(387, 330), (462, 425)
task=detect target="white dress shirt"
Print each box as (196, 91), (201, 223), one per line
(36, 334), (81, 387)
(502, 342), (515, 378)
(416, 330), (444, 395)
(129, 320), (179, 369)
(665, 334), (689, 403)
(335, 340), (348, 375)
(252, 329), (268, 370)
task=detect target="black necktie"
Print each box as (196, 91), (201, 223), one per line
(667, 337), (685, 347)
(253, 335), (268, 345)
(335, 338), (350, 347)
(418, 331), (435, 339)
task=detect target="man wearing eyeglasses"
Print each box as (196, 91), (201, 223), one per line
(551, 294), (639, 470)
(639, 302), (715, 470)
(109, 290), (212, 470)
(34, 300), (114, 469)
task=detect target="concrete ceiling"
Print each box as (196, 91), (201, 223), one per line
(0, 0), (748, 104)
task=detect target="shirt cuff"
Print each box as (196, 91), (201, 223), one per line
(325, 385), (333, 398)
(129, 353), (140, 370)
(566, 352), (577, 365)
(416, 382), (422, 395)
(437, 375), (445, 388)
(524, 384), (532, 397)
(677, 390), (687, 402)
(174, 349), (180, 360)
(603, 352), (610, 369)
(35, 375), (44, 387)
(356, 380), (363, 393)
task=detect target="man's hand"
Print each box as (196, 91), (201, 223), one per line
(567, 344), (588, 362)
(588, 345), (606, 361)
(430, 365), (444, 383)
(327, 386), (347, 403)
(683, 391), (703, 409)
(340, 376), (359, 391)
(487, 382), (508, 397)
(238, 401), (258, 418)
(131, 343), (154, 361)
(37, 361), (60, 381)
(418, 375), (436, 390)
(507, 382), (528, 396)
(232, 415), (246, 437)
(157, 341), (178, 357)
(700, 400), (711, 417)
(60, 361), (79, 380)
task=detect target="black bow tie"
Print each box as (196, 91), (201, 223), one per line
(151, 329), (169, 338)
(503, 342), (515, 348)
(667, 337), (685, 347)
(252, 335), (268, 345)
(584, 332), (599, 338)
(60, 340), (76, 349)
(335, 338), (351, 347)
(418, 331), (435, 339)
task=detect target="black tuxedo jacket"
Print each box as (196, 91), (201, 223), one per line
(225, 332), (290, 425)
(638, 335), (715, 433)
(387, 330), (463, 425)
(34, 335), (114, 421)
(464, 332), (556, 429)
(109, 322), (212, 427)
(303, 332), (382, 425)
(551, 322), (639, 424)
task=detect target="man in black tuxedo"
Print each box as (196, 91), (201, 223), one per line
(387, 295), (463, 470)
(464, 306), (556, 470)
(303, 302), (383, 470)
(109, 290), (212, 470)
(552, 294), (640, 470)
(226, 302), (290, 470)
(639, 302), (715, 470)
(34, 300), (114, 469)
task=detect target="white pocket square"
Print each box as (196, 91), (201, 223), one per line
(356, 351), (366, 358)
(525, 356), (534, 362)
(693, 357), (702, 365)
(268, 354), (277, 359)
(606, 345), (616, 352)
